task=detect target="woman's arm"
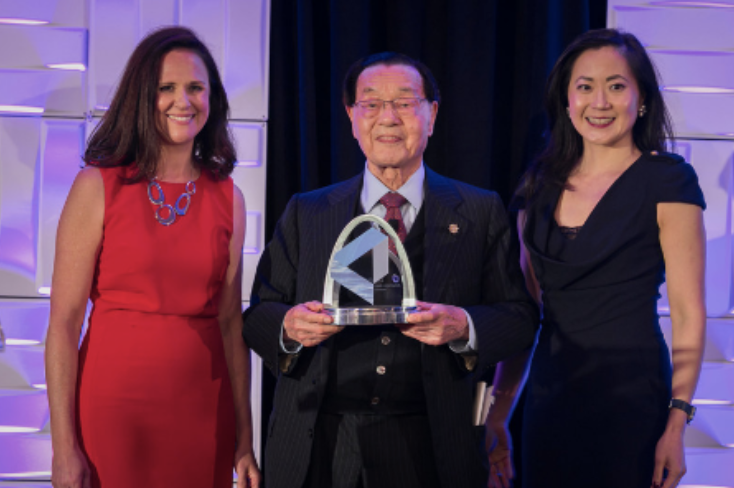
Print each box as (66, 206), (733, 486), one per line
(45, 167), (104, 488)
(218, 184), (260, 488)
(485, 210), (540, 488)
(653, 202), (706, 488)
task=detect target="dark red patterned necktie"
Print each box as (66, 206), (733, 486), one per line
(379, 192), (408, 254)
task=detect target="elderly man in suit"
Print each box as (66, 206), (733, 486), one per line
(242, 52), (538, 488)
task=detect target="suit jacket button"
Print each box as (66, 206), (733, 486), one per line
(376, 365), (386, 375)
(381, 336), (391, 345)
(371, 397), (380, 405)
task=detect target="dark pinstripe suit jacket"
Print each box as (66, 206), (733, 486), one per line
(242, 167), (539, 488)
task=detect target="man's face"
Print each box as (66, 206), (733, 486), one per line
(346, 64), (438, 175)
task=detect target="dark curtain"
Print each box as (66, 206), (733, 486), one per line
(266, 0), (606, 231)
(259, 0), (606, 484)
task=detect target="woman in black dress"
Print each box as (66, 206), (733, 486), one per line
(484, 29), (706, 488)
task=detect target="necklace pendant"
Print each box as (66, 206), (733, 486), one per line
(155, 204), (177, 226)
(148, 180), (165, 205)
(148, 179), (196, 226)
(175, 193), (191, 215)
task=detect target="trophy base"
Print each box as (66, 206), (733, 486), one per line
(324, 306), (418, 326)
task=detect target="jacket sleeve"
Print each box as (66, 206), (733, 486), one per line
(242, 194), (302, 376)
(464, 193), (539, 380)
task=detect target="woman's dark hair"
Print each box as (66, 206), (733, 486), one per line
(342, 52), (441, 106)
(517, 28), (673, 205)
(84, 26), (236, 180)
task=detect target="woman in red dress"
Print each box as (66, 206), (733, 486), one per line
(45, 26), (260, 488)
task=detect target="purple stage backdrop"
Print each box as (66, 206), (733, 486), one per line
(611, 1), (734, 486)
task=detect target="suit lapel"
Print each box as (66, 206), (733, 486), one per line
(313, 173), (364, 293)
(317, 173), (363, 379)
(422, 167), (469, 304)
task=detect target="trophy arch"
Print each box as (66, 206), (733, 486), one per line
(323, 214), (418, 325)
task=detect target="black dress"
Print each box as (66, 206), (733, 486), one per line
(520, 152), (705, 487)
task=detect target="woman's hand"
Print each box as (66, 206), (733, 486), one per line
(235, 447), (261, 488)
(652, 428), (686, 488)
(51, 446), (91, 488)
(486, 421), (514, 488)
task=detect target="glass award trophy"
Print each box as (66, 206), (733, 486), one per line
(323, 214), (417, 325)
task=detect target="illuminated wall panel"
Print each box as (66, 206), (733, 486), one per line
(0, 431), (52, 480)
(0, 117), (85, 298)
(0, 0), (86, 27)
(0, 26), (86, 116)
(610, 1), (734, 485)
(611, 4), (734, 51)
(0, 299), (52, 478)
(651, 51), (734, 138)
(0, 117), (44, 298)
(36, 120), (86, 295)
(0, 26), (86, 70)
(657, 140), (734, 318)
(230, 122), (267, 297)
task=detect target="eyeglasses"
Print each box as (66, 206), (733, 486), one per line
(353, 97), (427, 118)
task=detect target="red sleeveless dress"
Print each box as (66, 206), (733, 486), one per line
(76, 166), (236, 487)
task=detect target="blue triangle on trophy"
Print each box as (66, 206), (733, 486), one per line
(330, 227), (389, 305)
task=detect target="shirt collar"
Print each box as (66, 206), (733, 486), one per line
(361, 163), (425, 213)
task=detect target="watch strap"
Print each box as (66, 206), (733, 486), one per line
(669, 398), (696, 424)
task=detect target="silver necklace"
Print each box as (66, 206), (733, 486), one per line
(147, 178), (196, 226)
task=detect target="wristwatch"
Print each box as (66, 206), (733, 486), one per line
(669, 399), (696, 424)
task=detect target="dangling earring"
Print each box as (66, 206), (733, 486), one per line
(638, 105), (647, 117)
(566, 107), (571, 117)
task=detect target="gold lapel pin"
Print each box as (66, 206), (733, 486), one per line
(448, 224), (459, 234)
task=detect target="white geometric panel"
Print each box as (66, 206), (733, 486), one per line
(0, 300), (51, 346)
(88, 0), (146, 113)
(694, 362), (734, 407)
(36, 120), (86, 295)
(0, 390), (48, 428)
(657, 140), (734, 318)
(231, 122), (266, 167)
(0, 71), (86, 118)
(648, 50), (734, 138)
(611, 4), (734, 51)
(651, 51), (734, 89)
(0, 117), (84, 298)
(0, 296), (53, 478)
(245, 211), (262, 256)
(231, 122), (267, 301)
(660, 317), (734, 403)
(0, 430), (52, 481)
(704, 318), (734, 364)
(663, 92), (734, 139)
(682, 448), (734, 488)
(88, 0), (270, 120)
(0, 0), (86, 27)
(213, 0), (271, 121)
(0, 25), (87, 70)
(0, 24), (87, 117)
(693, 405), (734, 446)
(0, 117), (43, 298)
